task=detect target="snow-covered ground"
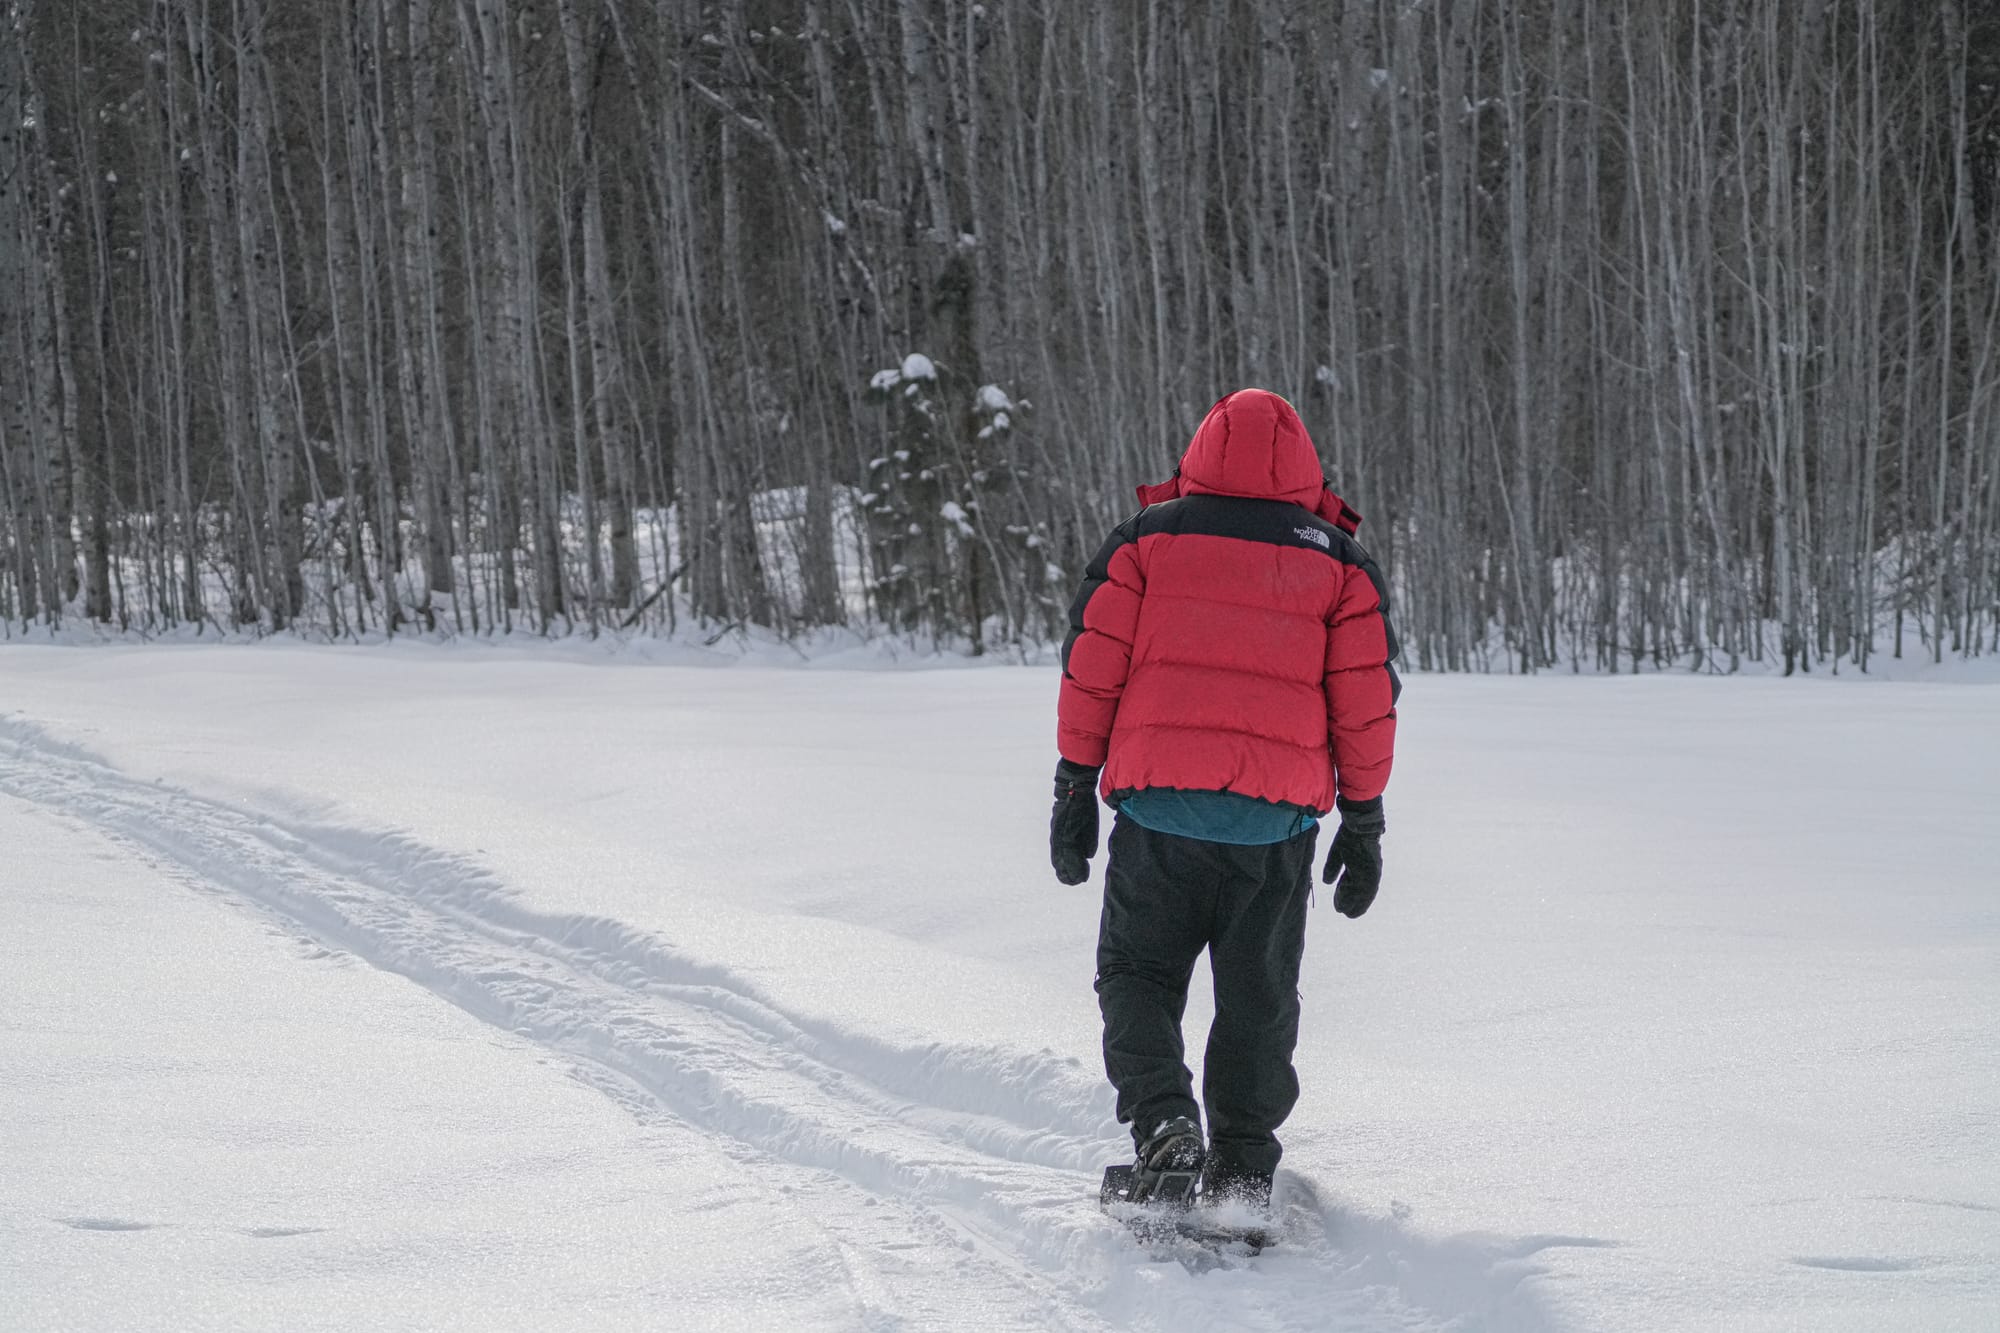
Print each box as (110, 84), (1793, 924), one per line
(1, 644), (1995, 1332)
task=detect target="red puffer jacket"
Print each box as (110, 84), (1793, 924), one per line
(1056, 389), (1400, 812)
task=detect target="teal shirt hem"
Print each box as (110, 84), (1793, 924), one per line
(1117, 788), (1318, 846)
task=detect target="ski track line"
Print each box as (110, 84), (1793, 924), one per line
(0, 717), (1560, 1333)
(0, 723), (1110, 1331)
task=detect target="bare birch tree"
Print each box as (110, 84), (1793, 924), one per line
(3, 0), (1995, 665)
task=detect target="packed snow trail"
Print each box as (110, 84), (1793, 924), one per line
(0, 715), (1571, 1332)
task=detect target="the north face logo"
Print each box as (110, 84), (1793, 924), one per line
(1294, 526), (1330, 549)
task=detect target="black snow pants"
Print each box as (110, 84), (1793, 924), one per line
(1094, 813), (1317, 1179)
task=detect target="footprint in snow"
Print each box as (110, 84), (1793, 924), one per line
(1792, 1255), (1931, 1273)
(60, 1217), (158, 1232)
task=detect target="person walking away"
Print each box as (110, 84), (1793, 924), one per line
(1048, 388), (1400, 1222)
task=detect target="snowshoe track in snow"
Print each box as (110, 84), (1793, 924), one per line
(0, 717), (1571, 1332)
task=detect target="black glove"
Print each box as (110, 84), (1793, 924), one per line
(1050, 759), (1102, 885)
(1321, 796), (1385, 918)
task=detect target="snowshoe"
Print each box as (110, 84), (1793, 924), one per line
(1101, 1116), (1261, 1253)
(1100, 1130), (1278, 1256)
(1099, 1115), (1204, 1237)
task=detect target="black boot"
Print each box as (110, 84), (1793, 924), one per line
(1200, 1159), (1273, 1212)
(1100, 1114), (1205, 1209)
(1197, 1158), (1276, 1251)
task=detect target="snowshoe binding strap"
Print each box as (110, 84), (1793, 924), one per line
(1124, 1116), (1205, 1207)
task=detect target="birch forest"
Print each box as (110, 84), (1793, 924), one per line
(2, 0), (1997, 670)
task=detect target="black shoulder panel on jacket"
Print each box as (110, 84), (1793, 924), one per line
(1135, 494), (1371, 567)
(1060, 509), (1145, 675)
(1343, 543), (1403, 705)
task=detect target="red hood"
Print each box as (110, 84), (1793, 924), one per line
(1136, 389), (1362, 534)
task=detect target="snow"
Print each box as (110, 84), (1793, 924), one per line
(0, 793), (823, 1332)
(977, 384), (1014, 413)
(1, 645), (1996, 1331)
(869, 356), (937, 396)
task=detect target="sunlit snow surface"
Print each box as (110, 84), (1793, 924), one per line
(1, 644), (1995, 1332)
